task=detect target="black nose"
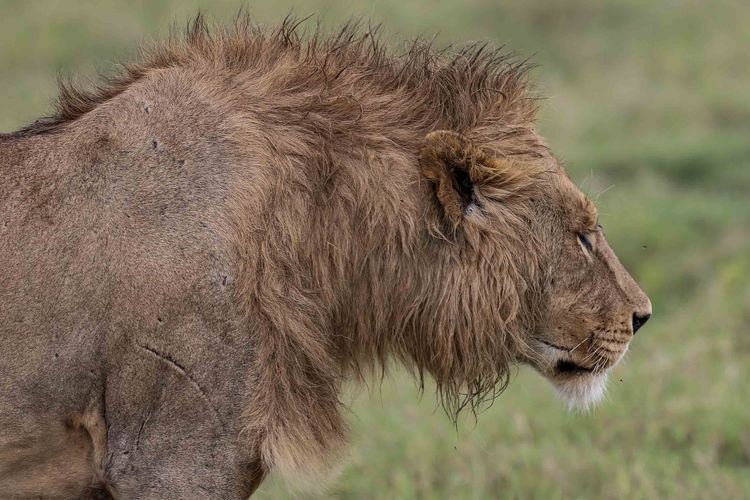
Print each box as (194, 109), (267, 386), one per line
(632, 312), (651, 334)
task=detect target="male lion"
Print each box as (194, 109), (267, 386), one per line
(0, 17), (651, 499)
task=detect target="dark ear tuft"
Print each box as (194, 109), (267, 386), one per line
(419, 130), (480, 228)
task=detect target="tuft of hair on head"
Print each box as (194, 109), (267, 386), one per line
(14, 12), (540, 140)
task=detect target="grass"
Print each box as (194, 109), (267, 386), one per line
(1, 0), (748, 498)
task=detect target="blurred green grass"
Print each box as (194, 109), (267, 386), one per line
(1, 1), (748, 498)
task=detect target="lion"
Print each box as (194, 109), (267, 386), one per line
(0, 16), (651, 499)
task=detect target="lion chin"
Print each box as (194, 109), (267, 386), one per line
(552, 372), (608, 412)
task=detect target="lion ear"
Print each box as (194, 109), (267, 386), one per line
(419, 130), (480, 228)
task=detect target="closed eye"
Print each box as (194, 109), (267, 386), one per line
(578, 232), (593, 252)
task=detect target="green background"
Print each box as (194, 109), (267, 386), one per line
(1, 1), (748, 498)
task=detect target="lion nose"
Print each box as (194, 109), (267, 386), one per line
(632, 312), (651, 334)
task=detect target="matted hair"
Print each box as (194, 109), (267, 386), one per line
(17, 13), (538, 139)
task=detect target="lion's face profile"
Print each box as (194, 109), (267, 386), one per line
(417, 130), (651, 412)
(526, 167), (652, 408)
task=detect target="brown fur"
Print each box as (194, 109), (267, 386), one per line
(0, 16), (650, 496)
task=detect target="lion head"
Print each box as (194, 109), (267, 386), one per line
(415, 130), (651, 413)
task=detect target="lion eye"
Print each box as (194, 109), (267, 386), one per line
(577, 232), (593, 252)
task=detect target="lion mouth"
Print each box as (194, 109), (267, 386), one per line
(554, 360), (595, 376)
(532, 338), (611, 410)
(533, 336), (618, 378)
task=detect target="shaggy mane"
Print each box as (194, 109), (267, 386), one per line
(14, 14), (537, 137)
